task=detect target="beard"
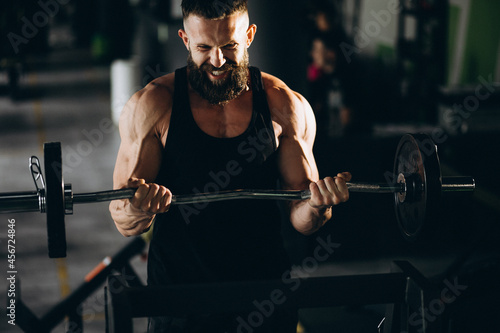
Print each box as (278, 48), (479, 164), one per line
(187, 50), (249, 106)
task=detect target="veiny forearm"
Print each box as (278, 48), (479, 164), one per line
(109, 199), (154, 237)
(290, 200), (332, 235)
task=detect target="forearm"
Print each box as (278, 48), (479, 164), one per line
(290, 200), (332, 235)
(109, 200), (155, 237)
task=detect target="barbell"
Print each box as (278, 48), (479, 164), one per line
(0, 134), (475, 258)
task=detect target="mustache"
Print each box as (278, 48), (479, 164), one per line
(198, 61), (238, 72)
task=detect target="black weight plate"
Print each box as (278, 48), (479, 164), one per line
(44, 142), (67, 258)
(393, 134), (442, 241)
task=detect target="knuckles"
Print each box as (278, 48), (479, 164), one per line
(129, 181), (171, 214)
(311, 175), (350, 207)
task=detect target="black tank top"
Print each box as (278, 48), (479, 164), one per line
(148, 67), (291, 286)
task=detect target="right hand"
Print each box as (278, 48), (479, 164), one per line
(127, 178), (172, 215)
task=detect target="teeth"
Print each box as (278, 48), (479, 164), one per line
(212, 71), (224, 76)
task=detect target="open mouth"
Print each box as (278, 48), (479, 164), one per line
(207, 70), (229, 80)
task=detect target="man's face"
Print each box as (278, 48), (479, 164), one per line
(179, 12), (256, 105)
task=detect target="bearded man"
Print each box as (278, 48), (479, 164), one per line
(109, 0), (351, 331)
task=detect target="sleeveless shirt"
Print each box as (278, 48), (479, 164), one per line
(147, 66), (291, 286)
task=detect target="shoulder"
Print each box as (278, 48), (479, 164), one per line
(260, 72), (316, 139)
(124, 72), (175, 124)
(260, 72), (300, 107)
(119, 72), (176, 140)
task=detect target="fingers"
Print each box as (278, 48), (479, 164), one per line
(309, 173), (351, 209)
(127, 178), (172, 215)
(337, 172), (352, 182)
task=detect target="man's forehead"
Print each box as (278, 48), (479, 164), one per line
(184, 12), (249, 36)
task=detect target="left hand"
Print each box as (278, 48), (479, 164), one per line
(308, 172), (352, 209)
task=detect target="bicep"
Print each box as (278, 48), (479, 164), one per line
(278, 95), (319, 190)
(113, 137), (163, 189)
(112, 96), (164, 189)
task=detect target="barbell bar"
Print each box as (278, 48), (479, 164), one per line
(72, 177), (475, 204)
(0, 178), (474, 212)
(0, 134), (475, 258)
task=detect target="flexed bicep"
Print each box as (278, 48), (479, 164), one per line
(109, 76), (174, 236)
(275, 92), (320, 191)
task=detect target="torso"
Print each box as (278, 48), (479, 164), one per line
(149, 66), (289, 285)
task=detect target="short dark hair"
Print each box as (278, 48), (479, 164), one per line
(181, 0), (248, 20)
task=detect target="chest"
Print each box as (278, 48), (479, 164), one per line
(189, 91), (253, 139)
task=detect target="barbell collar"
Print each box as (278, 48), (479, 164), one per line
(64, 184), (73, 215)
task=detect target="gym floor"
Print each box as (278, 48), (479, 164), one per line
(1, 46), (499, 333)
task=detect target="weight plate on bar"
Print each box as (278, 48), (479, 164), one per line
(393, 134), (442, 241)
(44, 142), (67, 258)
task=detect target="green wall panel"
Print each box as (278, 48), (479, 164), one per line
(461, 0), (500, 84)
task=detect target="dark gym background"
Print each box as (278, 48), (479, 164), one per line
(1, 0), (499, 332)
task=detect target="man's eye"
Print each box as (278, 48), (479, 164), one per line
(224, 43), (237, 49)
